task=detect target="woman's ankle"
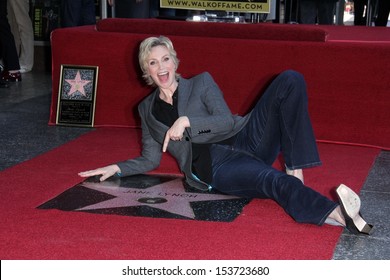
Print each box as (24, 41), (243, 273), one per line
(286, 168), (304, 183)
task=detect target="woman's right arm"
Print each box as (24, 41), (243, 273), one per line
(79, 101), (163, 181)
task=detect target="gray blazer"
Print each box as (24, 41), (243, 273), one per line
(117, 72), (250, 190)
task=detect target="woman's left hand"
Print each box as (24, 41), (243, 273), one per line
(163, 116), (190, 152)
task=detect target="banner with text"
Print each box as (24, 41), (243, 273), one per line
(161, 0), (270, 13)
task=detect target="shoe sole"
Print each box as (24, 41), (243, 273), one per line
(336, 184), (373, 234)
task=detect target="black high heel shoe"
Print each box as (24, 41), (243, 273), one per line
(336, 184), (373, 235)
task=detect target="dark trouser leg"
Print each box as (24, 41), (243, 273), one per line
(354, 0), (367, 26)
(375, 0), (390, 26)
(81, 0), (96, 25)
(61, 0), (82, 27)
(0, 0), (20, 71)
(299, 0), (317, 24)
(61, 0), (96, 27)
(317, 1), (335, 25)
(233, 70), (321, 170)
(210, 145), (337, 225)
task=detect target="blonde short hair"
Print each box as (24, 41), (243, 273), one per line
(139, 36), (180, 86)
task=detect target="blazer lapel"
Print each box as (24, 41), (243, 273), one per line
(177, 77), (192, 117)
(144, 77), (193, 143)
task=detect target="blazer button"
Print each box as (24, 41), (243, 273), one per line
(185, 137), (190, 141)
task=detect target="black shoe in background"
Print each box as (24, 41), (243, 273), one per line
(1, 70), (22, 82)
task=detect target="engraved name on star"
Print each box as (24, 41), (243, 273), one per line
(65, 71), (91, 97)
(77, 178), (240, 219)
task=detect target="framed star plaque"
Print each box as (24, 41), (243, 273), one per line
(56, 65), (99, 127)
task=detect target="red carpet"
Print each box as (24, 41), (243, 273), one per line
(0, 128), (380, 259)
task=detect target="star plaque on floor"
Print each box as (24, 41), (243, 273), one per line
(38, 174), (251, 222)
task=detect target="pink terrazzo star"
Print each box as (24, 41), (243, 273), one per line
(77, 178), (240, 219)
(65, 71), (91, 97)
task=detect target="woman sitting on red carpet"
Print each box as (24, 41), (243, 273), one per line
(79, 36), (373, 235)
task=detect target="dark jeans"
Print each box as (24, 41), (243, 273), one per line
(210, 70), (337, 225)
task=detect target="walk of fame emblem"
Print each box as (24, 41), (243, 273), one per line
(38, 174), (251, 222)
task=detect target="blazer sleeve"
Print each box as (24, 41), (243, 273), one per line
(116, 100), (163, 176)
(185, 72), (237, 142)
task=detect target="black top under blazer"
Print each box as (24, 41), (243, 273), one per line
(116, 72), (251, 191)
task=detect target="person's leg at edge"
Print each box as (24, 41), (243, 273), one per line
(317, 1), (336, 25)
(8, 0), (34, 72)
(0, 0), (21, 81)
(61, 0), (82, 27)
(81, 0), (96, 26)
(299, 0), (318, 24)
